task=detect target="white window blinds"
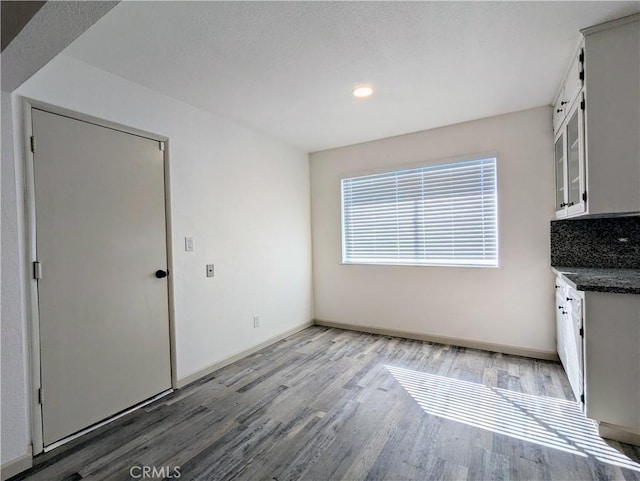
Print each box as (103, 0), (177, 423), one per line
(341, 157), (498, 267)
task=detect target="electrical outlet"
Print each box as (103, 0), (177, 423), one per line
(253, 315), (260, 328)
(206, 264), (214, 277)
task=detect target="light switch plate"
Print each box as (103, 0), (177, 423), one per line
(185, 236), (194, 252)
(206, 264), (214, 277)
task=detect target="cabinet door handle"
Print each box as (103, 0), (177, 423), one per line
(556, 108), (563, 113)
(566, 297), (573, 301)
(560, 101), (568, 106)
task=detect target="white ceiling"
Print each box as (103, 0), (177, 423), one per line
(62, 1), (640, 152)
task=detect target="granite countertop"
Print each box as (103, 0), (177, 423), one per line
(552, 267), (640, 294)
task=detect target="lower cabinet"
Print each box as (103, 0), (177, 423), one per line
(583, 291), (640, 439)
(555, 278), (584, 406)
(555, 275), (640, 444)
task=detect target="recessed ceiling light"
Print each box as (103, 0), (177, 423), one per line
(352, 85), (374, 98)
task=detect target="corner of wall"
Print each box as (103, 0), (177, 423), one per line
(0, 446), (33, 480)
(1, 91), (32, 469)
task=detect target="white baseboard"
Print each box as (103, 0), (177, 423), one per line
(314, 319), (559, 362)
(176, 321), (314, 388)
(1, 448), (33, 480)
(599, 422), (640, 446)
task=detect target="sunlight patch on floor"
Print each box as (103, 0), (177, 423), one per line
(386, 365), (640, 473)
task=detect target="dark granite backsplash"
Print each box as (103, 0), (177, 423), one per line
(550, 215), (640, 268)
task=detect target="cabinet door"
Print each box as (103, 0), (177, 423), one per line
(553, 89), (566, 133)
(555, 279), (584, 405)
(564, 48), (584, 108)
(566, 95), (587, 216)
(566, 289), (584, 406)
(556, 289), (568, 367)
(554, 131), (567, 216)
(555, 280), (569, 366)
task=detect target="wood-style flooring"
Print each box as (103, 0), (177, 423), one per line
(11, 326), (640, 481)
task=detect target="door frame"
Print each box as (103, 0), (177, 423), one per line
(22, 98), (178, 455)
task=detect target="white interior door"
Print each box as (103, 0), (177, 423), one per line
(32, 108), (172, 446)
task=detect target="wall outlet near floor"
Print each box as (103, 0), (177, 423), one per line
(253, 315), (260, 328)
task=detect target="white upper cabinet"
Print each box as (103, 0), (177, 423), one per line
(553, 44), (586, 218)
(582, 15), (640, 215)
(553, 46), (584, 134)
(554, 129), (566, 212)
(553, 15), (640, 218)
(564, 94), (587, 216)
(553, 99), (587, 217)
(553, 88), (566, 133)
(563, 48), (584, 110)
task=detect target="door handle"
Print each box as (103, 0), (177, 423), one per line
(155, 269), (169, 279)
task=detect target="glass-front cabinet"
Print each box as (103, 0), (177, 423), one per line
(554, 132), (566, 212)
(554, 92), (586, 218)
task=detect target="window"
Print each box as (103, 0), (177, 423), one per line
(341, 157), (498, 267)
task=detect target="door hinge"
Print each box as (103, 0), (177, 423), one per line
(579, 327), (584, 337)
(38, 388), (43, 404)
(580, 98), (586, 110)
(580, 393), (585, 404)
(33, 261), (42, 280)
(159, 141), (165, 152)
(578, 49), (584, 64)
(30, 136), (36, 153)
(582, 191), (588, 203)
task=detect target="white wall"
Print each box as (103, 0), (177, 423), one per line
(310, 107), (555, 354)
(1, 90), (32, 466)
(2, 55), (312, 465)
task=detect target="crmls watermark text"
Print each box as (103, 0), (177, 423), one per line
(129, 465), (181, 479)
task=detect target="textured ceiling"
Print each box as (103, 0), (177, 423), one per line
(1, 1), (46, 52)
(62, 1), (640, 152)
(1, 1), (118, 92)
